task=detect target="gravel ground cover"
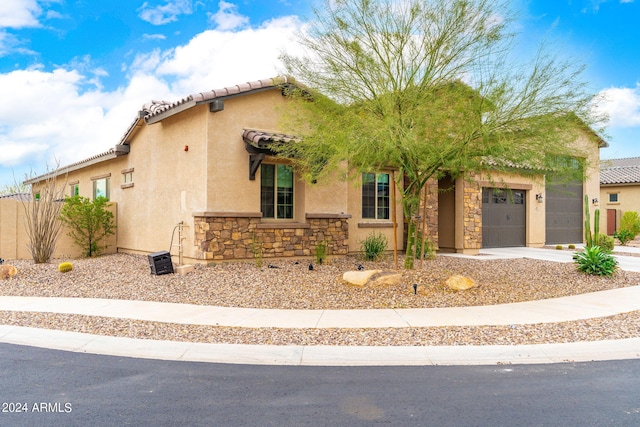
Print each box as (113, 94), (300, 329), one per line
(1, 252), (639, 346)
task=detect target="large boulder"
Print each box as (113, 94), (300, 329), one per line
(0, 265), (18, 280)
(342, 270), (402, 287)
(445, 275), (477, 291)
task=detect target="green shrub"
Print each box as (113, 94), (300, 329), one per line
(414, 233), (436, 260)
(360, 232), (388, 261)
(251, 232), (263, 267)
(555, 245), (563, 250)
(315, 240), (327, 264)
(596, 234), (614, 252)
(58, 262), (73, 273)
(59, 195), (115, 257)
(620, 211), (640, 235)
(614, 229), (635, 246)
(573, 246), (617, 277)
(568, 244), (576, 250)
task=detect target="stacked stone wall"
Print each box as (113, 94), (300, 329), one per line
(194, 215), (349, 261)
(463, 180), (482, 249)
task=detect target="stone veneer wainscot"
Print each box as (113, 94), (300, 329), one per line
(193, 212), (350, 261)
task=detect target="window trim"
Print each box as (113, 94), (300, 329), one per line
(361, 172), (391, 220)
(70, 183), (79, 197)
(260, 163), (295, 220)
(92, 176), (110, 200)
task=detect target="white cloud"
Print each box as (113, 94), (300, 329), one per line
(596, 84), (640, 127)
(0, 0), (41, 28)
(146, 16), (302, 93)
(0, 140), (48, 167)
(208, 1), (249, 31)
(138, 0), (193, 25)
(143, 33), (167, 41)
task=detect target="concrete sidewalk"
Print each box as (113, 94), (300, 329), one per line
(0, 247), (639, 366)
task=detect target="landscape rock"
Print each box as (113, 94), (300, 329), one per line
(342, 270), (402, 287)
(0, 265), (18, 280)
(445, 274), (477, 291)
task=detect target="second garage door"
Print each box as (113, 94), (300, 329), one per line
(545, 180), (583, 244)
(482, 188), (526, 247)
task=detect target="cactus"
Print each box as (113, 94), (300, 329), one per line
(58, 262), (73, 273)
(584, 194), (601, 248)
(594, 209), (600, 247)
(584, 195), (592, 247)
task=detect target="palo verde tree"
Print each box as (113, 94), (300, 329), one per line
(59, 195), (115, 257)
(278, 0), (605, 268)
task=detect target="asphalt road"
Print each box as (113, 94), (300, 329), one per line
(1, 343), (639, 426)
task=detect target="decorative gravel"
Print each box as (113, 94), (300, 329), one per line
(1, 252), (639, 346)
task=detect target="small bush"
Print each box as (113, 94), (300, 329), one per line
(360, 232), (388, 261)
(614, 229), (635, 246)
(555, 245), (563, 250)
(596, 234), (615, 252)
(573, 245), (617, 277)
(414, 233), (436, 260)
(315, 240), (327, 264)
(251, 232), (263, 268)
(58, 262), (73, 273)
(568, 244), (576, 250)
(620, 211), (640, 235)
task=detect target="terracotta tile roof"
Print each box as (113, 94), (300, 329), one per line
(23, 148), (119, 185)
(25, 77), (296, 184)
(600, 157), (640, 185)
(242, 129), (299, 147)
(142, 76), (294, 123)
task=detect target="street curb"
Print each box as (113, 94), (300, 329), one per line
(1, 326), (639, 366)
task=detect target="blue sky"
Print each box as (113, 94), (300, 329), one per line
(0, 0), (639, 188)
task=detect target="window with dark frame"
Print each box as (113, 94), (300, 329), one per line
(260, 164), (294, 219)
(609, 193), (618, 203)
(362, 172), (390, 220)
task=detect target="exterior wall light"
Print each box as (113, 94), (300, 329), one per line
(592, 198), (599, 206)
(536, 193), (543, 203)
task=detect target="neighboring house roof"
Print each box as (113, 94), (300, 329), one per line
(600, 157), (640, 185)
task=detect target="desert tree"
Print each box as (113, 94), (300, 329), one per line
(19, 165), (67, 263)
(278, 0), (606, 268)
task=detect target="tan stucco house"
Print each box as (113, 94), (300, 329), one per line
(24, 77), (606, 263)
(600, 157), (640, 235)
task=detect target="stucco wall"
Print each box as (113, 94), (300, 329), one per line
(0, 198), (116, 260)
(116, 106), (208, 260)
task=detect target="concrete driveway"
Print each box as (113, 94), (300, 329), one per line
(467, 246), (640, 272)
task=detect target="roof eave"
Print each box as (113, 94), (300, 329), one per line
(23, 150), (119, 185)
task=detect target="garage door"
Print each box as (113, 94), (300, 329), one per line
(545, 180), (583, 244)
(482, 188), (526, 247)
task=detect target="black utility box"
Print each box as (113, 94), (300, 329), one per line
(148, 251), (174, 275)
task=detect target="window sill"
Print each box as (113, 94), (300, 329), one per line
(358, 222), (394, 228)
(121, 183), (134, 189)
